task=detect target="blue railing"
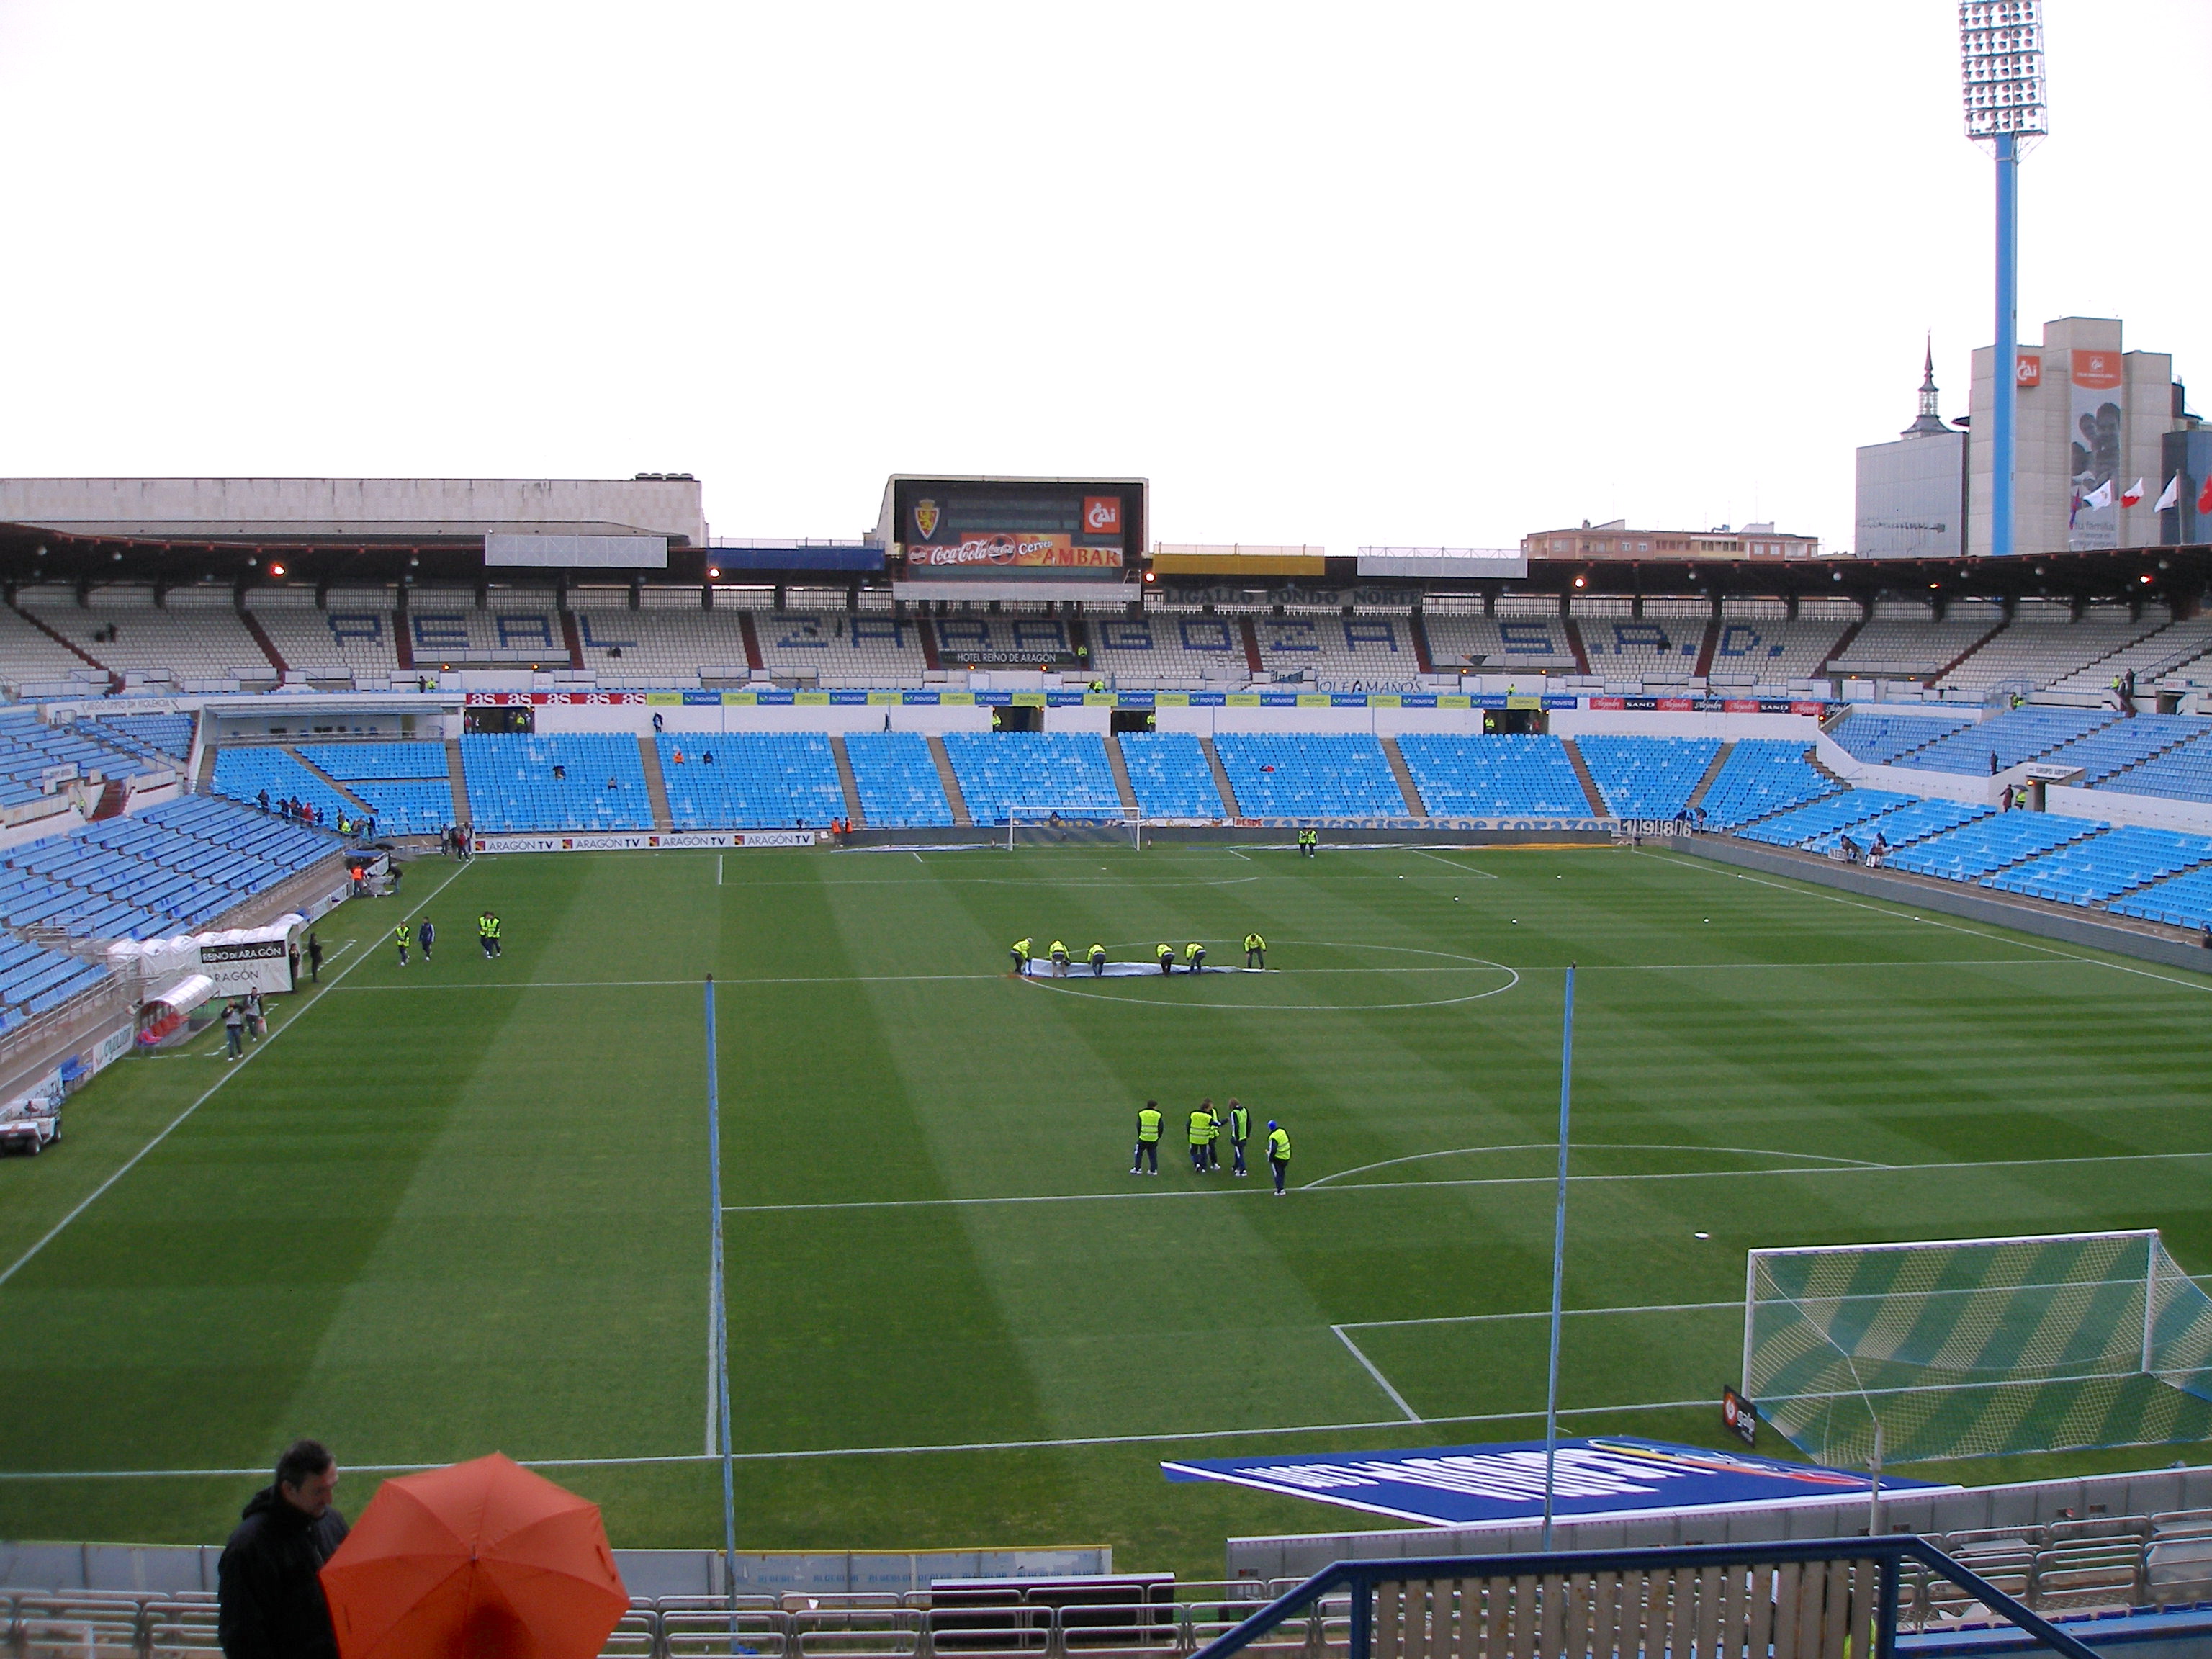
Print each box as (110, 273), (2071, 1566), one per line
(1192, 1536), (2104, 1659)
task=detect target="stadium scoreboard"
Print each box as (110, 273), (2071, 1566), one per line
(878, 475), (1146, 590)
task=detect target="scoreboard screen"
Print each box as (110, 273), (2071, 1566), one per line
(881, 476), (1146, 584)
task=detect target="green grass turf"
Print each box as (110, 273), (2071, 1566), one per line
(3, 840), (2212, 1578)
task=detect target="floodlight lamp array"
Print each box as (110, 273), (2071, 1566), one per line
(1961, 0), (2047, 138)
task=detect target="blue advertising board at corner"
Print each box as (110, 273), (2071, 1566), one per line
(1161, 1437), (1955, 1529)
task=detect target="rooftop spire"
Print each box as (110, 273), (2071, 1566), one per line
(1903, 333), (1949, 436)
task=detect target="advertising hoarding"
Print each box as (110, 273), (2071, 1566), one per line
(880, 476), (1145, 588)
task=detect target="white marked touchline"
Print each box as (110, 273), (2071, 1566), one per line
(1640, 849), (2212, 995)
(0, 1397), (1729, 1480)
(723, 1146), (2212, 1213)
(0, 858), (477, 1293)
(1332, 1326), (1422, 1421)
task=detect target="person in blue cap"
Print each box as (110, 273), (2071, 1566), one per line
(1266, 1119), (1292, 1195)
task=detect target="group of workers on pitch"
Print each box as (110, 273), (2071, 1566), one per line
(1010, 933), (1267, 976)
(1131, 1097), (1292, 1193)
(395, 909), (503, 966)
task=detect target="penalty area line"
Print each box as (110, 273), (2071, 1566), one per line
(0, 858), (477, 1294)
(0, 1395), (1727, 1480)
(1331, 1326), (1421, 1421)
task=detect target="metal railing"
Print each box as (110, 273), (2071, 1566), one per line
(1186, 1539), (2111, 1659)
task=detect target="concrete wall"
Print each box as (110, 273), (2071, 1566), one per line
(0, 477), (707, 547)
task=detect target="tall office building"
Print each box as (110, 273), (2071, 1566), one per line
(1967, 317), (2186, 556)
(1855, 341), (1966, 557)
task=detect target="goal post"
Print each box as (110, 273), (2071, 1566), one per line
(1003, 804), (1143, 851)
(1743, 1231), (2212, 1467)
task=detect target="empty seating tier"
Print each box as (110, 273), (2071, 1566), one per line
(1938, 608), (2163, 693)
(80, 713), (193, 761)
(657, 734), (842, 829)
(1695, 741), (1837, 830)
(1116, 732), (1225, 819)
(1395, 734), (1589, 817)
(1419, 613), (1580, 673)
(2091, 733), (2212, 804)
(1736, 789), (1921, 848)
(346, 780), (455, 834)
(1828, 608), (1998, 678)
(2036, 716), (2209, 786)
(297, 742), (449, 780)
(212, 748), (357, 827)
(755, 612), (926, 683)
(16, 586), (271, 684)
(1704, 618), (1851, 684)
(1809, 796), (1991, 853)
(2110, 867), (2212, 930)
(1902, 708), (2117, 776)
(459, 734), (653, 832)
(1211, 734), (1408, 819)
(1884, 814), (2107, 881)
(1827, 711), (1977, 765)
(1983, 825), (2212, 907)
(940, 733), (1121, 826)
(1574, 735), (1721, 819)
(246, 589), (401, 680)
(843, 733), (954, 828)
(1250, 615), (1420, 686)
(1091, 615), (1251, 685)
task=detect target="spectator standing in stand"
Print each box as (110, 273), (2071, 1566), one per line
(217, 1438), (349, 1659)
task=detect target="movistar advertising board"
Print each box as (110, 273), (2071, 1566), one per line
(1162, 1437), (1954, 1528)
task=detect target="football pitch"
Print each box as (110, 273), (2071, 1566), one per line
(3, 840), (2211, 1577)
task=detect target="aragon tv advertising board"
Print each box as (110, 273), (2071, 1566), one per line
(878, 476), (1146, 585)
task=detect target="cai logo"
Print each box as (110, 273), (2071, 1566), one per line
(1083, 495), (1122, 535)
(912, 499), (940, 539)
(2016, 354), (2041, 388)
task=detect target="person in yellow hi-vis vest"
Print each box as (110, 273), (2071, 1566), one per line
(1048, 940), (1069, 978)
(1010, 938), (1032, 976)
(1267, 1120), (1292, 1195)
(1187, 1103), (1216, 1174)
(1089, 943), (1107, 977)
(1130, 1100), (1164, 1176)
(1156, 943), (1174, 976)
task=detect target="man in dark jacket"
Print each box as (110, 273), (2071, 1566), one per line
(218, 1439), (349, 1659)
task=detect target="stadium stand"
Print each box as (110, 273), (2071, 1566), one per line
(1694, 740), (1838, 829)
(292, 742), (454, 834)
(932, 613), (1080, 670)
(1806, 794), (1991, 853)
(1884, 812), (2107, 881)
(1570, 598), (1705, 683)
(244, 587), (403, 684)
(842, 732), (955, 827)
(756, 611), (929, 685)
(1705, 616), (1853, 684)
(2037, 715), (2211, 785)
(1902, 706), (2116, 775)
(212, 749), (359, 827)
(1250, 614), (1420, 686)
(567, 597), (752, 684)
(1827, 600), (1999, 680)
(2110, 866), (2212, 930)
(940, 732), (1121, 824)
(1395, 734), (1590, 816)
(1826, 710), (1977, 765)
(459, 734), (654, 831)
(1983, 824), (2212, 906)
(0, 796), (343, 946)
(1091, 613), (1249, 685)
(403, 592), (566, 665)
(1417, 611), (1581, 673)
(1735, 788), (1920, 848)
(1937, 603), (2163, 693)
(1573, 734), (1721, 819)
(0, 601), (104, 692)
(14, 585), (271, 688)
(79, 713), (192, 763)
(0, 941), (109, 1027)
(1212, 733), (1408, 818)
(656, 733), (842, 828)
(2092, 736), (2212, 804)
(0, 709), (170, 813)
(1115, 732), (1225, 819)
(2049, 615), (2212, 694)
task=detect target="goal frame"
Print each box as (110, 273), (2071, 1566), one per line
(1004, 803), (1143, 851)
(1743, 1228), (2163, 1398)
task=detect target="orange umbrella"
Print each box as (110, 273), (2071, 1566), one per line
(320, 1452), (629, 1659)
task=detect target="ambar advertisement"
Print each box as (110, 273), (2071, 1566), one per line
(2069, 348), (2123, 552)
(891, 478), (1141, 584)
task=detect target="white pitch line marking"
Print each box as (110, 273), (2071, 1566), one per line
(1332, 1325), (1422, 1421)
(1305, 1141), (1889, 1189)
(0, 858), (477, 1292)
(0, 1395), (1729, 1480)
(1408, 848), (1499, 879)
(1339, 1300), (1743, 1331)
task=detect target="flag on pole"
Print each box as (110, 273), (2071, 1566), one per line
(2121, 478), (2146, 508)
(2200, 475), (2212, 514)
(2081, 479), (2115, 513)
(2156, 475), (2181, 512)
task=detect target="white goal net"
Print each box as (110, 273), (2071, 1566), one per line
(1004, 804), (1143, 850)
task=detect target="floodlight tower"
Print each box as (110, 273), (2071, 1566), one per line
(1960, 1), (2047, 558)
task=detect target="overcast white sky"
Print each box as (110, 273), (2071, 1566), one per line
(0, 1), (2204, 556)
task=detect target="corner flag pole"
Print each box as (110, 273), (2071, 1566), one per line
(1540, 962), (1576, 1551)
(706, 975), (739, 1647)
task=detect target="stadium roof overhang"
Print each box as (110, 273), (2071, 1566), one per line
(1511, 545), (2212, 608)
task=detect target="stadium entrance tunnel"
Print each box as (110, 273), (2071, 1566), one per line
(1016, 940), (1519, 1011)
